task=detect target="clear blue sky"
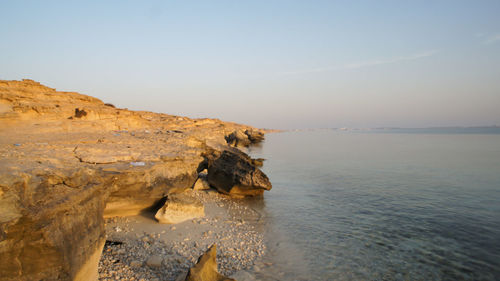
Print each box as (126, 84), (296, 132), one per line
(1, 0), (500, 129)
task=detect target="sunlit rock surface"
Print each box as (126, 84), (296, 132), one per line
(0, 79), (270, 280)
(155, 193), (205, 224)
(182, 244), (235, 281)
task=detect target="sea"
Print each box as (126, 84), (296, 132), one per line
(243, 128), (500, 281)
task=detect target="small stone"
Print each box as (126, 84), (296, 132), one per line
(130, 260), (142, 267)
(146, 255), (163, 268)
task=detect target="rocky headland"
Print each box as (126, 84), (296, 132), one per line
(0, 79), (272, 280)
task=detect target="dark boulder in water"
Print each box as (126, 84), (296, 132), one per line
(207, 150), (272, 197)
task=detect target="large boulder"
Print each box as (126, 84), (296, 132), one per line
(155, 193), (205, 224)
(207, 150), (272, 197)
(183, 244), (235, 281)
(225, 130), (251, 147)
(244, 129), (264, 143)
(224, 129), (265, 147)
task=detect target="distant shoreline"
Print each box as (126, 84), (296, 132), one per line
(276, 126), (500, 134)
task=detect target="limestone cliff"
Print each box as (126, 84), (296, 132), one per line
(0, 79), (271, 280)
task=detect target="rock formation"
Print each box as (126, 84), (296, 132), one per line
(155, 193), (205, 224)
(0, 79), (271, 280)
(207, 150), (272, 197)
(225, 129), (264, 148)
(182, 244), (235, 281)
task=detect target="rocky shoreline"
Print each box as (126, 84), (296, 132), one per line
(0, 79), (272, 281)
(99, 190), (265, 281)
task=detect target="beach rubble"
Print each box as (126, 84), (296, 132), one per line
(98, 190), (266, 281)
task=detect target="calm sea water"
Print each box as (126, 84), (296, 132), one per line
(244, 130), (500, 281)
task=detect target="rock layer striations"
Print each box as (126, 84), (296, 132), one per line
(0, 79), (271, 280)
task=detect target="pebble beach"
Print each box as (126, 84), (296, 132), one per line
(98, 190), (267, 281)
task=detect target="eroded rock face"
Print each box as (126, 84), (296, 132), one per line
(0, 170), (106, 281)
(207, 150), (272, 197)
(102, 157), (202, 218)
(155, 193), (205, 224)
(183, 244), (235, 281)
(0, 80), (270, 281)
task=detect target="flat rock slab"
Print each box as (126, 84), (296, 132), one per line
(155, 193), (205, 224)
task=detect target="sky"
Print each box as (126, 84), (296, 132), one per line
(1, 0), (500, 129)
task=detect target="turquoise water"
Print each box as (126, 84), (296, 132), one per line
(246, 130), (500, 280)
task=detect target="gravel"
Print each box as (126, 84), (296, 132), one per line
(98, 190), (266, 281)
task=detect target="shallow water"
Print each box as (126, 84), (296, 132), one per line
(246, 130), (500, 280)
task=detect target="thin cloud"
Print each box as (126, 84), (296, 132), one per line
(280, 50), (439, 75)
(483, 33), (500, 44)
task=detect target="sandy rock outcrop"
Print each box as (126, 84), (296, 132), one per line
(155, 193), (205, 224)
(182, 244), (235, 281)
(0, 79), (271, 281)
(0, 168), (106, 281)
(207, 150), (272, 197)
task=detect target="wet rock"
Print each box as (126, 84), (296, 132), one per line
(207, 150), (271, 197)
(155, 193), (205, 224)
